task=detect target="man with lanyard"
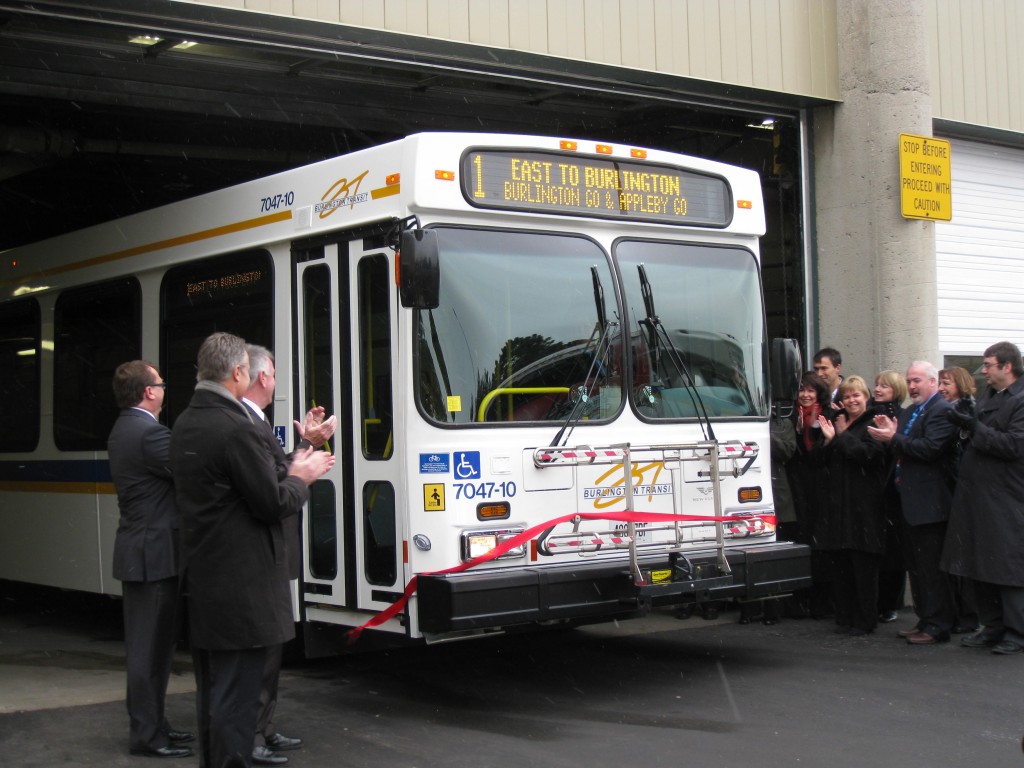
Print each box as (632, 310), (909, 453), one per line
(868, 361), (958, 644)
(943, 341), (1024, 655)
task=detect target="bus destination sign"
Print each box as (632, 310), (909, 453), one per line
(461, 149), (732, 227)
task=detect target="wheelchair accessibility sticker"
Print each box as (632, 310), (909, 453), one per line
(453, 451), (481, 480)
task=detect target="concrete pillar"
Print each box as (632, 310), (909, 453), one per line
(812, 0), (940, 380)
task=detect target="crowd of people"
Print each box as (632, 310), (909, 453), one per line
(107, 333), (336, 766)
(775, 342), (1024, 655)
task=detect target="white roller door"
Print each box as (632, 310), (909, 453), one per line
(935, 138), (1024, 356)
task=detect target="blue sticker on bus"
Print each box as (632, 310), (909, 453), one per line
(420, 453), (451, 474)
(453, 451), (481, 481)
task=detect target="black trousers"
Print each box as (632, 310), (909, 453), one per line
(901, 519), (956, 635)
(122, 576), (181, 751)
(255, 643), (283, 745)
(831, 549), (881, 633)
(193, 646), (268, 768)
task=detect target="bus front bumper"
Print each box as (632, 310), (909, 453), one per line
(416, 541), (810, 634)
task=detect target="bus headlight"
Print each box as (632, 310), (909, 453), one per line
(723, 509), (776, 538)
(460, 527), (526, 562)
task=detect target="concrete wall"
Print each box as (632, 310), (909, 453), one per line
(812, 0), (939, 381)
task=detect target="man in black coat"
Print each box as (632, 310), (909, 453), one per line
(108, 360), (193, 758)
(868, 361), (958, 644)
(171, 333), (334, 768)
(241, 343), (335, 766)
(943, 341), (1024, 655)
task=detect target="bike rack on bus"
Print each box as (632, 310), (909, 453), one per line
(532, 440), (760, 589)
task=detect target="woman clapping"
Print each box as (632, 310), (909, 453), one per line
(816, 375), (889, 636)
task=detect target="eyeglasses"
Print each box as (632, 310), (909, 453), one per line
(148, 382), (167, 389)
(981, 361), (1003, 371)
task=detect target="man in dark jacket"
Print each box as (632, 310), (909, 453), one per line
(868, 361), (958, 644)
(108, 360), (194, 759)
(943, 341), (1024, 655)
(241, 343), (335, 766)
(171, 333), (334, 768)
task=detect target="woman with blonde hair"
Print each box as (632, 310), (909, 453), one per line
(816, 375), (889, 635)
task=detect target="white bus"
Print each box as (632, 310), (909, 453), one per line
(0, 132), (807, 651)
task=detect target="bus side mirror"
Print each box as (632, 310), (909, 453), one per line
(399, 229), (440, 309)
(770, 338), (802, 403)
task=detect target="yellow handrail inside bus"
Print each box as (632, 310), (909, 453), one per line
(476, 387), (570, 422)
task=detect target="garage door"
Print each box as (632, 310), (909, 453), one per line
(935, 138), (1024, 355)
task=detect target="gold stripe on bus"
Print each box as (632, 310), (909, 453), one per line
(4, 210), (292, 286)
(371, 184), (400, 200)
(0, 482), (117, 494)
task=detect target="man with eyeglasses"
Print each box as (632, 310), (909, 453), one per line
(943, 341), (1024, 655)
(109, 360), (194, 758)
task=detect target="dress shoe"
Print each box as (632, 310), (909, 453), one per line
(961, 630), (1002, 648)
(951, 624), (980, 634)
(906, 630), (949, 645)
(879, 610), (900, 623)
(129, 745), (194, 758)
(265, 733), (303, 751)
(252, 745), (288, 765)
(991, 640), (1024, 655)
(897, 625), (923, 638)
(166, 729), (194, 743)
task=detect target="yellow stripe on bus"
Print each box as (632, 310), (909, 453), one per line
(4, 210), (292, 285)
(0, 482), (117, 494)
(371, 184), (400, 199)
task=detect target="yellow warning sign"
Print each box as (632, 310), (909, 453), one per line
(423, 483), (445, 511)
(899, 133), (952, 221)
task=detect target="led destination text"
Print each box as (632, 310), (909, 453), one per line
(463, 149), (731, 226)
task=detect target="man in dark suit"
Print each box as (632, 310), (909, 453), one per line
(868, 360), (958, 644)
(171, 333), (334, 768)
(241, 344), (335, 766)
(108, 360), (193, 758)
(943, 341), (1024, 655)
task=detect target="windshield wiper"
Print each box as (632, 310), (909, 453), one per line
(550, 267), (617, 447)
(637, 263), (716, 441)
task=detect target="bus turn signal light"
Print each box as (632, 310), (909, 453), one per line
(435, 170), (455, 181)
(737, 199), (753, 209)
(477, 501), (510, 520)
(738, 487), (762, 503)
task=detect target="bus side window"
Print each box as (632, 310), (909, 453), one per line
(357, 254), (393, 459)
(54, 278), (140, 450)
(0, 299), (41, 452)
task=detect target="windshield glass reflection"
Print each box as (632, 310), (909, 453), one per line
(616, 239), (768, 419)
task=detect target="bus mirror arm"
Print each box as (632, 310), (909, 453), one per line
(398, 228), (440, 309)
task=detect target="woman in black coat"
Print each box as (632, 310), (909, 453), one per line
(787, 372), (834, 618)
(872, 370), (908, 624)
(817, 375), (889, 635)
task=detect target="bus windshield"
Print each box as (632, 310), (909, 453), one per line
(413, 228), (768, 425)
(415, 227), (619, 425)
(617, 239), (768, 419)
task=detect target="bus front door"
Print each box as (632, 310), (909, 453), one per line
(294, 238), (403, 633)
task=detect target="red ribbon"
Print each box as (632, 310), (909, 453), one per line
(345, 509), (776, 643)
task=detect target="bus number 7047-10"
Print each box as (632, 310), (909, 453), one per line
(453, 481), (518, 500)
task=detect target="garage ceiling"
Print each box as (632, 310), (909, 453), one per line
(0, 0), (801, 254)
